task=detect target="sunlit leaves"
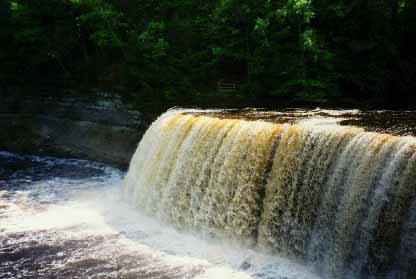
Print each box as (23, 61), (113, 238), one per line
(275, 0), (314, 25)
(137, 21), (169, 59)
(76, 0), (127, 49)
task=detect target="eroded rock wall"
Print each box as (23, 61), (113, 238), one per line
(0, 91), (149, 168)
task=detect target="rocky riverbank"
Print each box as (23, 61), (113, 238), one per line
(0, 91), (149, 168)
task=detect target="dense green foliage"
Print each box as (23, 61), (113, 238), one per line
(1, 0), (415, 109)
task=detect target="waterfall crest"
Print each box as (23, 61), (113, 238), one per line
(124, 110), (416, 278)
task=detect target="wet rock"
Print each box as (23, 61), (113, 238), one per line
(0, 92), (150, 168)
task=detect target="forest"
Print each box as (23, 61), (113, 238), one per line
(1, 0), (415, 110)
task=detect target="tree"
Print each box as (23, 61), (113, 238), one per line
(1, 0), (415, 107)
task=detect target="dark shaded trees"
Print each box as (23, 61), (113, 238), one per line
(1, 0), (415, 107)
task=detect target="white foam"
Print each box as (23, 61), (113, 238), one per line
(1, 164), (323, 279)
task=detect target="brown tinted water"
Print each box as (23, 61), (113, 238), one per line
(187, 109), (416, 136)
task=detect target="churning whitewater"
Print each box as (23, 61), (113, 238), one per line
(124, 109), (416, 279)
(0, 152), (322, 279)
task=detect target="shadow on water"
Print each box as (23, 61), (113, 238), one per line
(0, 151), (322, 279)
(0, 152), (221, 279)
(2, 108), (416, 278)
(188, 108), (416, 136)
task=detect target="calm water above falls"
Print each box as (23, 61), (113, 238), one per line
(0, 151), (322, 279)
(1, 108), (416, 279)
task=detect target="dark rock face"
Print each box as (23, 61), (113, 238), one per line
(0, 92), (149, 168)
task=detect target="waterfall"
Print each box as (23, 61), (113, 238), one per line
(124, 109), (416, 278)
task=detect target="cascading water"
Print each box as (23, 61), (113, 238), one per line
(124, 109), (416, 279)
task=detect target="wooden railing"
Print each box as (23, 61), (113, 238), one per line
(217, 80), (239, 92)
